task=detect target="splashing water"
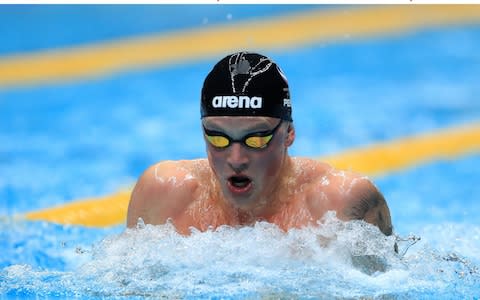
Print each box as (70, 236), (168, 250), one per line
(1, 212), (479, 299)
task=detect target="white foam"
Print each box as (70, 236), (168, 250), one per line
(1, 214), (479, 298)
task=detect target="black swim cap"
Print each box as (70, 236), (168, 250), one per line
(201, 52), (292, 121)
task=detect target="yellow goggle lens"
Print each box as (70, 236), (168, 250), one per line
(245, 135), (273, 148)
(206, 135), (230, 148)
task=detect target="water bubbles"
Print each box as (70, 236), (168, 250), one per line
(2, 217), (479, 298)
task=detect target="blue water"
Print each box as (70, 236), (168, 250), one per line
(1, 5), (479, 299)
(0, 5), (323, 55)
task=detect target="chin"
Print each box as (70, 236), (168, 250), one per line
(223, 190), (257, 210)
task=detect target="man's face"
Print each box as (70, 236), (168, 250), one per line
(202, 116), (292, 210)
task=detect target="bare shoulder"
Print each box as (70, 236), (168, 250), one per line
(304, 162), (393, 236)
(291, 157), (333, 179)
(126, 159), (207, 228)
(330, 169), (393, 236)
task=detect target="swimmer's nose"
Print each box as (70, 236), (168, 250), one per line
(227, 143), (249, 173)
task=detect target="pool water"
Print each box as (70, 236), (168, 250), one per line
(1, 5), (479, 299)
(1, 213), (479, 298)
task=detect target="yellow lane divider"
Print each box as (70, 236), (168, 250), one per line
(322, 122), (480, 176)
(25, 190), (132, 228)
(23, 122), (480, 227)
(2, 5), (480, 89)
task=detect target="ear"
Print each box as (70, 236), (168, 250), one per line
(285, 123), (295, 147)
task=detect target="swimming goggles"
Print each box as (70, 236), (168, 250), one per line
(203, 120), (283, 149)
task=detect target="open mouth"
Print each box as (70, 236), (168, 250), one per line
(227, 176), (253, 193)
(229, 176), (252, 188)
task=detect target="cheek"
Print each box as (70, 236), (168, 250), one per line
(254, 145), (285, 177)
(207, 148), (226, 174)
(264, 151), (284, 177)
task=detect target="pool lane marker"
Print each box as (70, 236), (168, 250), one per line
(2, 5), (480, 89)
(321, 122), (480, 177)
(23, 122), (480, 227)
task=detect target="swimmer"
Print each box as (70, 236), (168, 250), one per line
(127, 51), (393, 237)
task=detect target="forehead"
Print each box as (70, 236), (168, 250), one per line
(202, 116), (279, 131)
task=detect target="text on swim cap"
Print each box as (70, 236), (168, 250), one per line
(212, 96), (262, 109)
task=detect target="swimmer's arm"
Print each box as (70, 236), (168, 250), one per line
(127, 161), (195, 228)
(127, 164), (168, 228)
(338, 175), (397, 273)
(344, 178), (393, 236)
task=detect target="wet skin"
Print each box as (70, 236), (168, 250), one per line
(127, 117), (393, 236)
